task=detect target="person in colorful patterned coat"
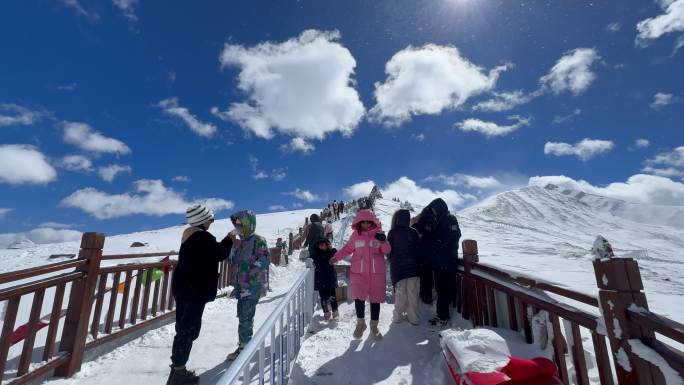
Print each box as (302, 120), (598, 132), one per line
(226, 210), (270, 361)
(330, 209), (391, 340)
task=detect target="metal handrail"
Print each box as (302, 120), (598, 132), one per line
(216, 267), (314, 385)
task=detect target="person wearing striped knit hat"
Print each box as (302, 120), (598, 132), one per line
(167, 204), (236, 385)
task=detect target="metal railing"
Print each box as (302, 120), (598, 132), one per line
(216, 267), (314, 385)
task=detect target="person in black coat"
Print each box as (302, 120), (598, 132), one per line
(168, 204), (234, 385)
(412, 207), (436, 305)
(388, 209), (421, 325)
(426, 198), (462, 327)
(311, 237), (339, 321)
(303, 213), (324, 256)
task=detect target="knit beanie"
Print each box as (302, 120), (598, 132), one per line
(186, 204), (213, 227)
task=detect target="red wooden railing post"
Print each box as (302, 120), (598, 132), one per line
(461, 239), (478, 323)
(55, 232), (104, 377)
(593, 257), (663, 385)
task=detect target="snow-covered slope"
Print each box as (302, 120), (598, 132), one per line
(0, 209), (319, 274)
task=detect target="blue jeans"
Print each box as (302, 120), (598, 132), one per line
(237, 298), (258, 345)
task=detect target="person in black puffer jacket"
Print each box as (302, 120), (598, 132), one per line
(311, 237), (339, 321)
(168, 204), (234, 385)
(426, 198), (462, 327)
(388, 209), (421, 325)
(412, 207), (436, 305)
(303, 213), (324, 256)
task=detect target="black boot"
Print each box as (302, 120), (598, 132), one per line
(166, 366), (199, 385)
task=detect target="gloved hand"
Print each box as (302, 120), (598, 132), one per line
(375, 232), (387, 242)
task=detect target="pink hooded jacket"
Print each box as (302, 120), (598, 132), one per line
(331, 210), (391, 303)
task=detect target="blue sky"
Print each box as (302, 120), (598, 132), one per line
(1, 0), (683, 244)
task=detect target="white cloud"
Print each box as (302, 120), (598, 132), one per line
(553, 109), (582, 124)
(285, 188), (320, 202)
(217, 30), (365, 142)
(673, 35), (684, 55)
(369, 44), (507, 126)
(0, 227), (83, 249)
(56, 83), (78, 91)
(248, 155), (287, 180)
(456, 115), (530, 137)
(636, 0), (684, 46)
(280, 138), (316, 154)
(425, 173), (502, 189)
(529, 174), (684, 206)
(636, 139), (651, 148)
(59, 0), (99, 20)
(607, 22), (623, 32)
(271, 169), (287, 181)
(0, 208), (11, 219)
(62, 122), (131, 155)
(268, 205), (287, 211)
(59, 155), (93, 172)
(343, 180), (376, 199)
(0, 145), (57, 185)
(539, 48), (600, 95)
(473, 90), (534, 112)
(292, 202), (303, 208)
(544, 138), (615, 161)
(157, 97), (217, 138)
(172, 175), (190, 182)
(112, 0), (138, 21)
(61, 179), (234, 219)
(643, 146), (684, 178)
(649, 92), (678, 109)
(412, 133), (425, 142)
(37, 222), (76, 229)
(98, 164), (132, 182)
(0, 104), (42, 127)
(346, 177), (475, 211)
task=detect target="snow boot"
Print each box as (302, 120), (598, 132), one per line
(370, 320), (383, 340)
(226, 344), (244, 361)
(166, 366), (199, 385)
(331, 311), (339, 321)
(353, 318), (366, 339)
(428, 317), (448, 329)
(324, 311), (331, 321)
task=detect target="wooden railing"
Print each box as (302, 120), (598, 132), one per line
(457, 239), (684, 385)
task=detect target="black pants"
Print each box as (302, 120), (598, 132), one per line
(171, 299), (206, 367)
(355, 299), (380, 321)
(419, 264), (434, 303)
(319, 287), (338, 313)
(434, 267), (456, 320)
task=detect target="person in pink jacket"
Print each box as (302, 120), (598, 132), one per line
(330, 209), (391, 340)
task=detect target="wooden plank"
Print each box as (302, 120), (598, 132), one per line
(168, 270), (176, 311)
(104, 272), (120, 334)
(130, 269), (143, 325)
(6, 354), (69, 385)
(628, 308), (684, 344)
(487, 286), (498, 328)
(591, 331), (615, 385)
(550, 314), (569, 385)
(18, 289), (46, 376)
(118, 271), (132, 330)
(101, 251), (178, 260)
(570, 323), (590, 385)
(0, 297), (21, 380)
(0, 273), (83, 302)
(521, 301), (533, 343)
(43, 283), (66, 361)
(84, 311), (176, 353)
(90, 273), (108, 339)
(0, 260), (86, 285)
(160, 270), (170, 312)
(507, 294), (518, 331)
(477, 282), (489, 325)
(151, 275), (161, 317)
(141, 268), (153, 320)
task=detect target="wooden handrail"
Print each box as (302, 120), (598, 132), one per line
(99, 260), (176, 274)
(0, 272), (83, 301)
(473, 262), (599, 307)
(0, 260), (87, 285)
(472, 269), (599, 330)
(628, 308), (684, 344)
(101, 251), (178, 260)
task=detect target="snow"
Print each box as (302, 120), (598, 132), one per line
(616, 348), (632, 372)
(628, 339), (684, 385)
(439, 329), (510, 373)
